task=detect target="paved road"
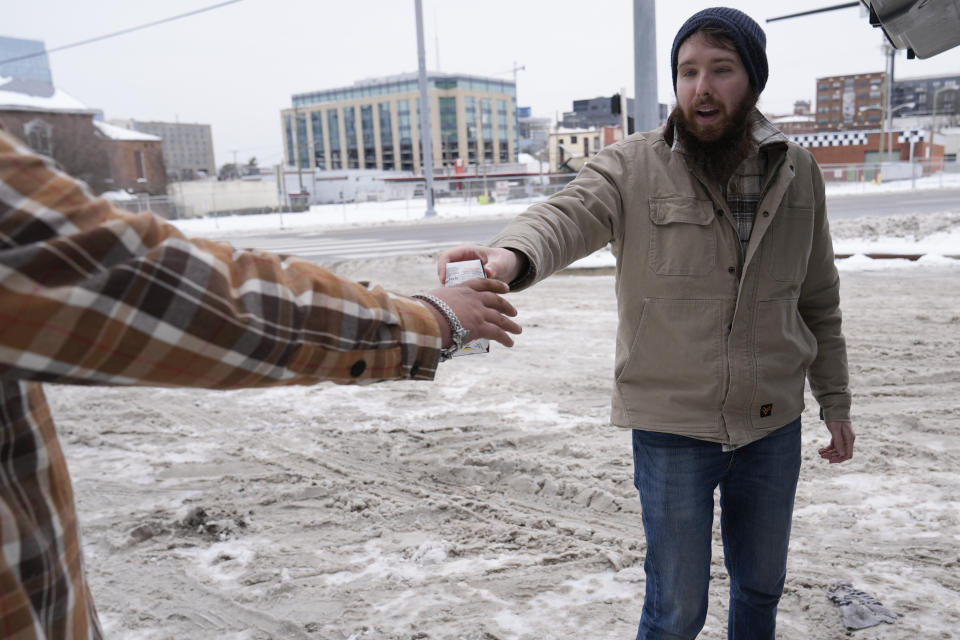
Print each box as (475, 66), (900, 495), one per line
(827, 187), (960, 219)
(220, 188), (960, 264)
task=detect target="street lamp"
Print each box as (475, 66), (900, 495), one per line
(929, 85), (959, 159)
(872, 100), (916, 182)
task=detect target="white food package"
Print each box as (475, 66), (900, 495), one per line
(444, 259), (490, 357)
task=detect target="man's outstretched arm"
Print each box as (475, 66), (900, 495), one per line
(0, 132), (519, 389)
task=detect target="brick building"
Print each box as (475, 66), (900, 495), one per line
(790, 128), (945, 182)
(94, 121), (167, 195)
(0, 78), (112, 193)
(816, 72), (886, 131)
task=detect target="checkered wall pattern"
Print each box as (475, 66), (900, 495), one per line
(789, 129), (929, 148)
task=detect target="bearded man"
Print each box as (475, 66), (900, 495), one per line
(438, 7), (855, 639)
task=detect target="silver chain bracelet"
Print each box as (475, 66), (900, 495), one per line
(413, 294), (469, 361)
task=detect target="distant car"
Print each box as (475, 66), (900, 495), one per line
(864, 0), (960, 58)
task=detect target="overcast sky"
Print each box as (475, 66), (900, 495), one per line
(5, 0), (960, 168)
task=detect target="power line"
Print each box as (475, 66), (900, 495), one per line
(0, 0), (246, 66)
(766, 2), (859, 23)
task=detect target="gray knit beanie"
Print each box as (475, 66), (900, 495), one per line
(670, 7), (768, 94)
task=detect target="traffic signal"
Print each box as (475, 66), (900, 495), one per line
(611, 93), (621, 115)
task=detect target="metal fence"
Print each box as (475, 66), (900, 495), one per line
(108, 193), (282, 221)
(423, 174), (577, 204)
(113, 195), (186, 220)
(819, 158), (960, 191)
(111, 159), (958, 221)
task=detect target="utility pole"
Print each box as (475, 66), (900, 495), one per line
(511, 60), (525, 103)
(886, 45), (896, 163)
(415, 0), (436, 217)
(877, 54), (887, 182)
(620, 87), (629, 138)
(633, 0), (659, 132)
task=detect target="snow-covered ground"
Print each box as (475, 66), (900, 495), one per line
(51, 192), (960, 639)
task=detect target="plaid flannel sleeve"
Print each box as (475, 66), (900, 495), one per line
(0, 130), (443, 640)
(0, 132), (442, 388)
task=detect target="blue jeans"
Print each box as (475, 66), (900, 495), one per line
(632, 418), (802, 640)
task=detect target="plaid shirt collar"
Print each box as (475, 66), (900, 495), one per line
(671, 109), (790, 254)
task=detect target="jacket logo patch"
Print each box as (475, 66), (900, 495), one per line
(760, 404), (773, 418)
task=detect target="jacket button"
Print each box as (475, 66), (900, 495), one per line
(410, 361), (421, 377)
(350, 360), (367, 377)
(728, 266), (736, 274)
(762, 211), (770, 217)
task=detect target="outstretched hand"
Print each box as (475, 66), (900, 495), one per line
(423, 278), (521, 349)
(819, 421), (855, 463)
(438, 244), (522, 285)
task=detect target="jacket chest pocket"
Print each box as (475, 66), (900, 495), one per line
(766, 207), (814, 283)
(648, 197), (717, 276)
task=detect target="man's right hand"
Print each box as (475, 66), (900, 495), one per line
(438, 244), (522, 285)
(423, 278), (521, 349)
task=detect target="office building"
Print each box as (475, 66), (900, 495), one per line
(561, 96), (634, 129)
(816, 71), (960, 132)
(892, 73), (960, 118)
(0, 36), (53, 84)
(815, 72), (887, 131)
(560, 96), (668, 132)
(517, 106), (550, 155)
(280, 72), (517, 173)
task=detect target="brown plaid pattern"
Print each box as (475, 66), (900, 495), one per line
(721, 111), (789, 254)
(0, 131), (441, 639)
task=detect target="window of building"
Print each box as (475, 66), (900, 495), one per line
(497, 99), (509, 163)
(361, 104), (376, 168)
(439, 96), (458, 167)
(464, 96), (477, 164)
(378, 102), (394, 170)
(134, 150), (146, 181)
(397, 99), (413, 172)
(311, 111), (325, 170)
(284, 114), (295, 167)
(296, 112), (309, 169)
(343, 106), (358, 169)
(327, 110), (341, 170)
(571, 135), (578, 143)
(24, 119), (53, 156)
(481, 99), (493, 163)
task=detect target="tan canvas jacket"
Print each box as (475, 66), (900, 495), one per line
(491, 125), (850, 446)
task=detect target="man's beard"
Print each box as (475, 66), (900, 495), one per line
(666, 93), (758, 185)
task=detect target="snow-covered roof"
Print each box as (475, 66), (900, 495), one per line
(100, 190), (137, 201)
(771, 114), (816, 124)
(94, 120), (161, 142)
(0, 76), (93, 113)
(552, 126), (603, 135)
